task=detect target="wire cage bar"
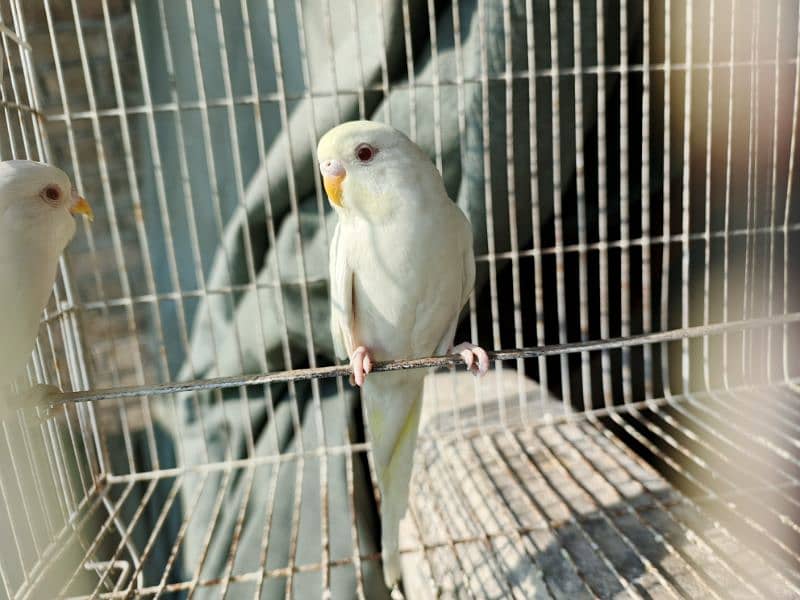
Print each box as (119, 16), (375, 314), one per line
(1, 0), (799, 598)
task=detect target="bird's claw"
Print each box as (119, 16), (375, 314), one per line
(452, 342), (490, 377)
(349, 346), (373, 387)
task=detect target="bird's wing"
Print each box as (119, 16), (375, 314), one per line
(434, 214), (475, 356)
(329, 222), (356, 360)
(460, 225), (476, 309)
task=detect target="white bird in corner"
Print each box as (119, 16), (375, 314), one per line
(318, 121), (489, 591)
(0, 160), (92, 412)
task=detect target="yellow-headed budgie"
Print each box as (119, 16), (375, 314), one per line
(318, 121), (488, 589)
(0, 161), (92, 407)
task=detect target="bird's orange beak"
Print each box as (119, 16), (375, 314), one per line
(323, 175), (345, 207)
(69, 196), (94, 222)
(320, 159), (346, 207)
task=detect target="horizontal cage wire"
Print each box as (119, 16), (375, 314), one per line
(1, 0), (799, 598)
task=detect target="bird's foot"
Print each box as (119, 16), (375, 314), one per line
(452, 342), (490, 377)
(349, 346), (373, 387)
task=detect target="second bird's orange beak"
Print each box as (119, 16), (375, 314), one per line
(69, 196), (94, 222)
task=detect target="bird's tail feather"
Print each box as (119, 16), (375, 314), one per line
(362, 372), (425, 588)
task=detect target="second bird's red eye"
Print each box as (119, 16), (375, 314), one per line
(43, 185), (61, 203)
(355, 144), (375, 162)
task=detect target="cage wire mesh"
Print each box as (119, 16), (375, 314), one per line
(1, 0), (800, 598)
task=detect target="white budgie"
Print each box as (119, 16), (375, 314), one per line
(0, 160), (92, 406)
(318, 121), (488, 589)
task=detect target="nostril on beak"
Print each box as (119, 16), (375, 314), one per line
(320, 159), (346, 178)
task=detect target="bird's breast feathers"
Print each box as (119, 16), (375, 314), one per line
(333, 207), (469, 360)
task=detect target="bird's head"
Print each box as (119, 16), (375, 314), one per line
(0, 160), (93, 247)
(316, 120), (443, 218)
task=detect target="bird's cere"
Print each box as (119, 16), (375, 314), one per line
(320, 158), (346, 207)
(69, 188), (93, 222)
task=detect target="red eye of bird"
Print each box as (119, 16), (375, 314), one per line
(355, 144), (375, 162)
(42, 185), (61, 204)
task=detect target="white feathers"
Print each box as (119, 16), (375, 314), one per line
(0, 160), (86, 391)
(319, 121), (486, 589)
